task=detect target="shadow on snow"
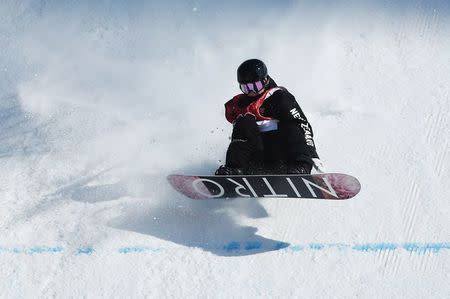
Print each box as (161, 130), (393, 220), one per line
(53, 164), (289, 257)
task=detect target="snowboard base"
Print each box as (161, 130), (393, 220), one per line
(167, 173), (361, 200)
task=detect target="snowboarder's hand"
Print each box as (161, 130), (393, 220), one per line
(312, 158), (326, 173)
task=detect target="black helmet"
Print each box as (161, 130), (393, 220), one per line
(237, 59), (268, 84)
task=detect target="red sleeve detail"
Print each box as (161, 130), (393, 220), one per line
(225, 98), (237, 123)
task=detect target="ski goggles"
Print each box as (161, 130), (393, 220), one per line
(240, 80), (265, 94)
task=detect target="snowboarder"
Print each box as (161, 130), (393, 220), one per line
(215, 59), (325, 175)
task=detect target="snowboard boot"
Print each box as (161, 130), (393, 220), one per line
(286, 162), (312, 174)
(215, 165), (244, 176)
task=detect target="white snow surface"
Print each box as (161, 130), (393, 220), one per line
(1, 1), (449, 298)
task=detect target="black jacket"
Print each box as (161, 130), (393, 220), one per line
(234, 77), (319, 165)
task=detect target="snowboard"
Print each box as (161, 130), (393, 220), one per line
(167, 173), (360, 200)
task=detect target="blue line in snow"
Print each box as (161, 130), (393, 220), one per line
(274, 242), (290, 250)
(28, 246), (64, 254)
(289, 245), (304, 251)
(352, 243), (398, 252)
(245, 241), (262, 250)
(0, 243), (448, 255)
(223, 242), (240, 252)
(310, 243), (325, 250)
(76, 247), (95, 255)
(118, 246), (161, 254)
(403, 243), (450, 253)
(0, 246), (64, 254)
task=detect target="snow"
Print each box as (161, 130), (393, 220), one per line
(1, 1), (449, 298)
